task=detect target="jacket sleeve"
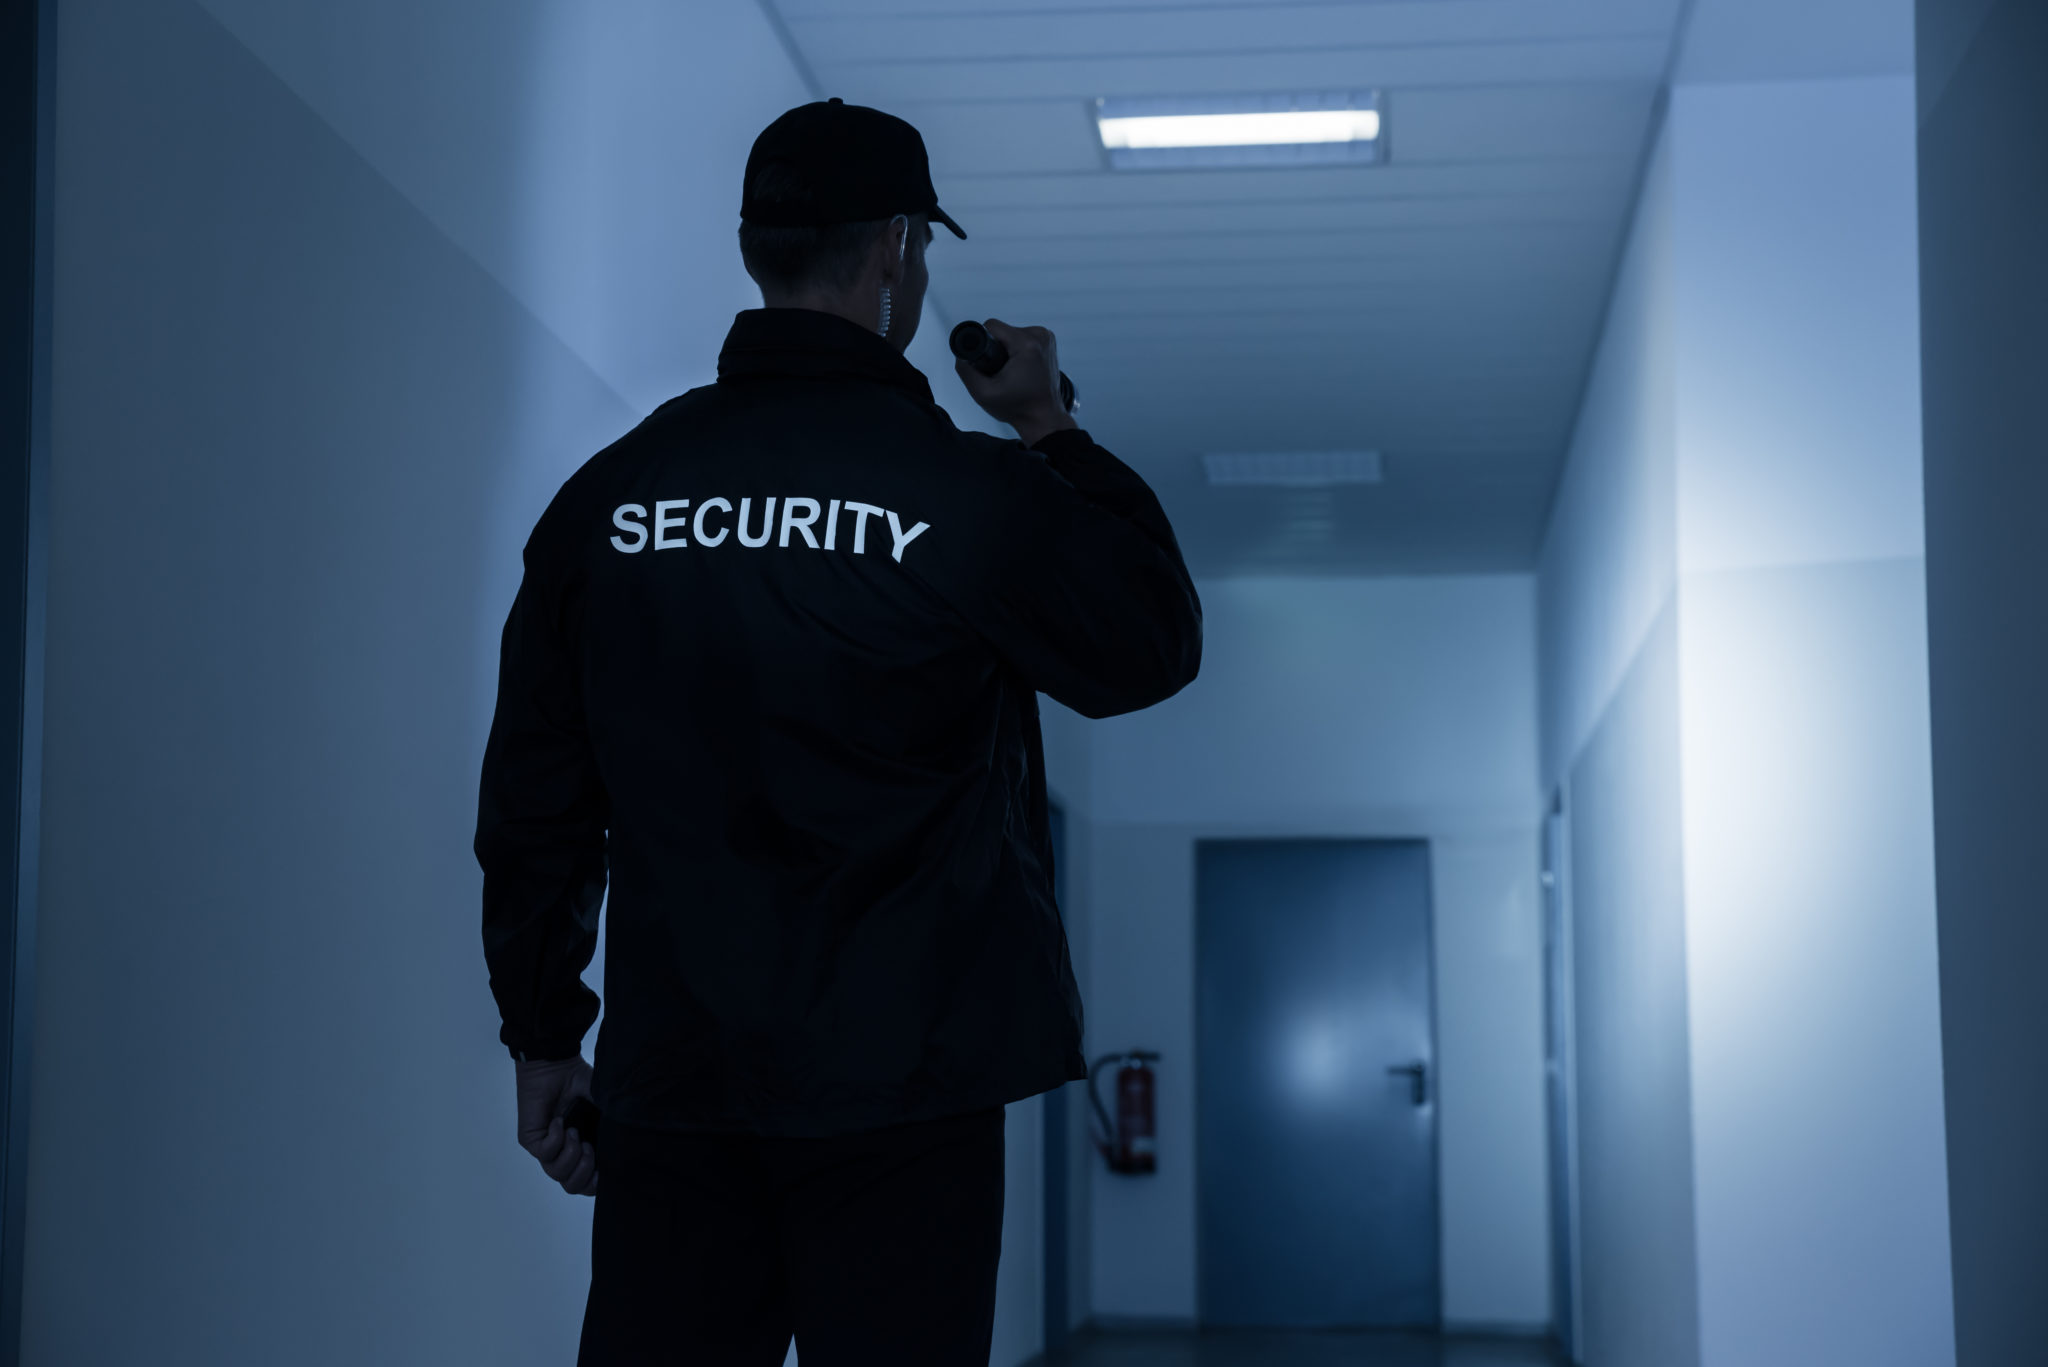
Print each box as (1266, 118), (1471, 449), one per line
(957, 427), (1203, 719)
(475, 557), (607, 1063)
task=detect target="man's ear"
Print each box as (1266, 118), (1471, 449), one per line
(879, 214), (910, 285)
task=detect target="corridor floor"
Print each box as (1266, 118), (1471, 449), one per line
(1039, 1329), (1569, 1367)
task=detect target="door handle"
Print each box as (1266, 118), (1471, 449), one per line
(1387, 1061), (1428, 1107)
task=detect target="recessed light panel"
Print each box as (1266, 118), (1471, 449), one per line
(1096, 92), (1385, 170)
(1203, 451), (1385, 487)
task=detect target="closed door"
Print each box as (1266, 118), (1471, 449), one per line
(1197, 839), (1439, 1328)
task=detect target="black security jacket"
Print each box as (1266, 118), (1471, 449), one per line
(476, 308), (1202, 1137)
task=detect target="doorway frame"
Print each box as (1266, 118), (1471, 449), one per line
(1191, 835), (1445, 1330)
(0, 1), (54, 1362)
(1043, 798), (1070, 1355)
(1542, 787), (1585, 1363)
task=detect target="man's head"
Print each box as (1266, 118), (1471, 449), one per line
(738, 99), (963, 351)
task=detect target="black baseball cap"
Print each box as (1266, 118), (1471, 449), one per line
(742, 98), (966, 239)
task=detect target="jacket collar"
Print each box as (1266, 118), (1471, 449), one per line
(717, 308), (935, 406)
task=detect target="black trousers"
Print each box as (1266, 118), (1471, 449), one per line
(577, 1104), (1006, 1367)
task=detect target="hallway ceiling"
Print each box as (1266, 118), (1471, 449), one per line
(769, 0), (1690, 574)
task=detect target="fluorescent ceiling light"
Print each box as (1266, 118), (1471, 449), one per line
(1098, 109), (1381, 150)
(1096, 92), (1384, 170)
(1204, 451), (1384, 488)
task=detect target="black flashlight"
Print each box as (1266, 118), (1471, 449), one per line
(949, 321), (1078, 413)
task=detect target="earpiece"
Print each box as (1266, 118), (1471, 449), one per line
(879, 215), (909, 336)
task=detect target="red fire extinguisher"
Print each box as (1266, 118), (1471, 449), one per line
(1088, 1050), (1160, 1174)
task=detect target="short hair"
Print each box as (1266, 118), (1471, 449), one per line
(738, 160), (889, 294)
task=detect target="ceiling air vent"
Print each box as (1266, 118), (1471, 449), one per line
(1202, 451), (1384, 488)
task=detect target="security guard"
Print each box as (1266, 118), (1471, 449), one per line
(477, 98), (1202, 1365)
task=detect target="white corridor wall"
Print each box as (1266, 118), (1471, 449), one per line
(29, 2), (1039, 1365)
(1539, 73), (1955, 1367)
(32, 1), (654, 1359)
(1669, 77), (1952, 1367)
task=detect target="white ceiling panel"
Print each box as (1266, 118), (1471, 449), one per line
(948, 193), (1616, 243)
(935, 216), (1614, 265)
(763, 0), (1687, 574)
(778, 0), (1681, 26)
(1377, 83), (1655, 162)
(934, 156), (1633, 210)
(1066, 350), (1596, 413)
(787, 0), (1678, 62)
(938, 253), (1614, 298)
(813, 38), (1670, 102)
(907, 82), (1657, 182)
(965, 285), (1601, 327)
(903, 100), (1107, 175)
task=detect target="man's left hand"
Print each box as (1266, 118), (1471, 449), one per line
(516, 1056), (599, 1196)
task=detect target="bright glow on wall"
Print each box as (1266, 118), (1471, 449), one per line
(1098, 109), (1379, 149)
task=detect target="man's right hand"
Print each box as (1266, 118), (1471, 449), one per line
(956, 318), (1079, 448)
(516, 1056), (599, 1196)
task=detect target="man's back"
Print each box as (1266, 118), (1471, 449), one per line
(478, 308), (1202, 1137)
